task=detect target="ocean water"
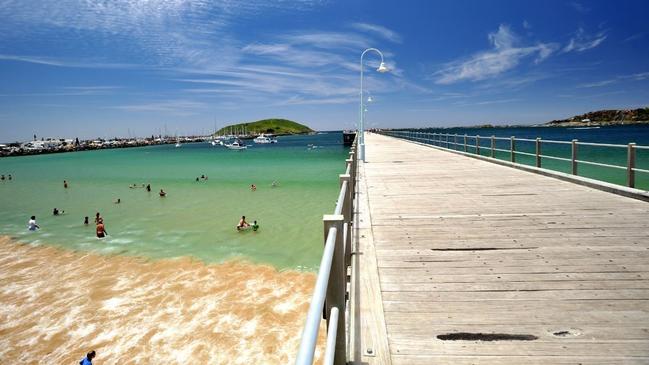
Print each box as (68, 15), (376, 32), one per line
(396, 125), (649, 191)
(0, 133), (347, 270)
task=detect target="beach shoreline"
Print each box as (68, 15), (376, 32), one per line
(0, 235), (324, 364)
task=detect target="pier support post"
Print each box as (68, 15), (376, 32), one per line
(627, 143), (636, 188)
(535, 138), (542, 168)
(571, 139), (578, 175)
(510, 136), (516, 163)
(323, 214), (346, 365)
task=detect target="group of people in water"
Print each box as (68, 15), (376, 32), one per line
(1, 174), (13, 181)
(28, 177), (270, 237)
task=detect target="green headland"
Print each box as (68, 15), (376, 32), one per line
(216, 118), (314, 136)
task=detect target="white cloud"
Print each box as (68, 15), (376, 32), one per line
(563, 28), (607, 52)
(0, 54), (138, 69)
(351, 23), (402, 43)
(433, 25), (558, 84)
(577, 71), (649, 88)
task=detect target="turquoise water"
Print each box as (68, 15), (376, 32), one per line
(0, 133), (347, 269)
(393, 125), (649, 191)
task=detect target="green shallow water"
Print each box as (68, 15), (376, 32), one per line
(0, 133), (347, 270)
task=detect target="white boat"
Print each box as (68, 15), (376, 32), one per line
(253, 134), (278, 144)
(175, 142), (181, 148)
(225, 140), (247, 150)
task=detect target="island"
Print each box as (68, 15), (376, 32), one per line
(545, 108), (649, 127)
(215, 118), (313, 136)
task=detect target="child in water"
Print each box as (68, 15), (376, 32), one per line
(252, 221), (259, 232)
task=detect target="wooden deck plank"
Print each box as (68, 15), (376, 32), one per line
(358, 133), (649, 364)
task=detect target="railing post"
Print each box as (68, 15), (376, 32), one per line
(571, 139), (578, 175)
(491, 135), (495, 158)
(446, 134), (449, 148)
(339, 174), (352, 268)
(476, 135), (480, 155)
(464, 134), (468, 152)
(510, 136), (516, 162)
(535, 138), (542, 168)
(323, 214), (345, 365)
(454, 134), (458, 150)
(628, 143), (636, 188)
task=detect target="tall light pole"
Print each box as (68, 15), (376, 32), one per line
(359, 48), (389, 161)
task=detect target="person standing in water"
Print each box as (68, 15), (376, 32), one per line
(146, 184), (151, 192)
(63, 180), (68, 188)
(252, 220), (259, 232)
(96, 219), (108, 238)
(84, 216), (89, 225)
(94, 212), (101, 224)
(159, 189), (166, 197)
(27, 216), (40, 231)
(237, 216), (250, 231)
(79, 350), (96, 365)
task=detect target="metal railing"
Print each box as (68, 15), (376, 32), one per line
(378, 130), (649, 189)
(295, 140), (357, 365)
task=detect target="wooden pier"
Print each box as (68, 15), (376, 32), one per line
(348, 132), (649, 365)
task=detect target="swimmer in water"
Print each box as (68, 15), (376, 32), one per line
(27, 216), (40, 231)
(84, 216), (89, 225)
(159, 189), (166, 197)
(250, 184), (256, 191)
(96, 218), (108, 238)
(271, 180), (278, 188)
(146, 184), (151, 192)
(252, 220), (259, 232)
(237, 216), (250, 231)
(8, 174), (12, 180)
(95, 212), (101, 224)
(53, 208), (64, 215)
(114, 198), (121, 204)
(64, 180), (68, 188)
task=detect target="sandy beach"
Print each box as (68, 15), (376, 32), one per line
(0, 236), (324, 364)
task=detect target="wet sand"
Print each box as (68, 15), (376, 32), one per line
(0, 236), (324, 364)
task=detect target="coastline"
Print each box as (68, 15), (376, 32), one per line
(0, 235), (324, 364)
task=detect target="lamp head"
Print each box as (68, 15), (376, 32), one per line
(367, 96), (373, 103)
(377, 62), (389, 73)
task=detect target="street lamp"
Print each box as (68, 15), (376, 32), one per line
(359, 48), (389, 161)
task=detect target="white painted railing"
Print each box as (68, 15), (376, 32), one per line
(379, 130), (649, 189)
(295, 139), (357, 365)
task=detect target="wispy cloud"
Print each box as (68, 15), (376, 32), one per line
(563, 28), (607, 52)
(351, 23), (402, 43)
(433, 25), (558, 84)
(568, 1), (590, 13)
(624, 32), (646, 43)
(110, 100), (208, 114)
(577, 71), (649, 88)
(0, 54), (138, 69)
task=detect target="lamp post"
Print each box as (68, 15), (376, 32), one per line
(359, 48), (389, 161)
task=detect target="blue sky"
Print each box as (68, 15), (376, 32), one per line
(1, 0), (648, 140)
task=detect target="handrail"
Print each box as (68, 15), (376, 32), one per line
(379, 130), (647, 189)
(295, 140), (357, 365)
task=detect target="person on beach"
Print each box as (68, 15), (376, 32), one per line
(79, 350), (96, 365)
(159, 189), (166, 197)
(64, 180), (68, 188)
(95, 212), (101, 224)
(146, 184), (151, 192)
(252, 220), (259, 232)
(250, 184), (256, 191)
(84, 216), (89, 225)
(237, 216), (250, 231)
(96, 219), (108, 238)
(27, 216), (39, 231)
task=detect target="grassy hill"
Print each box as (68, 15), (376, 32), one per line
(215, 119), (313, 136)
(546, 108), (649, 127)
